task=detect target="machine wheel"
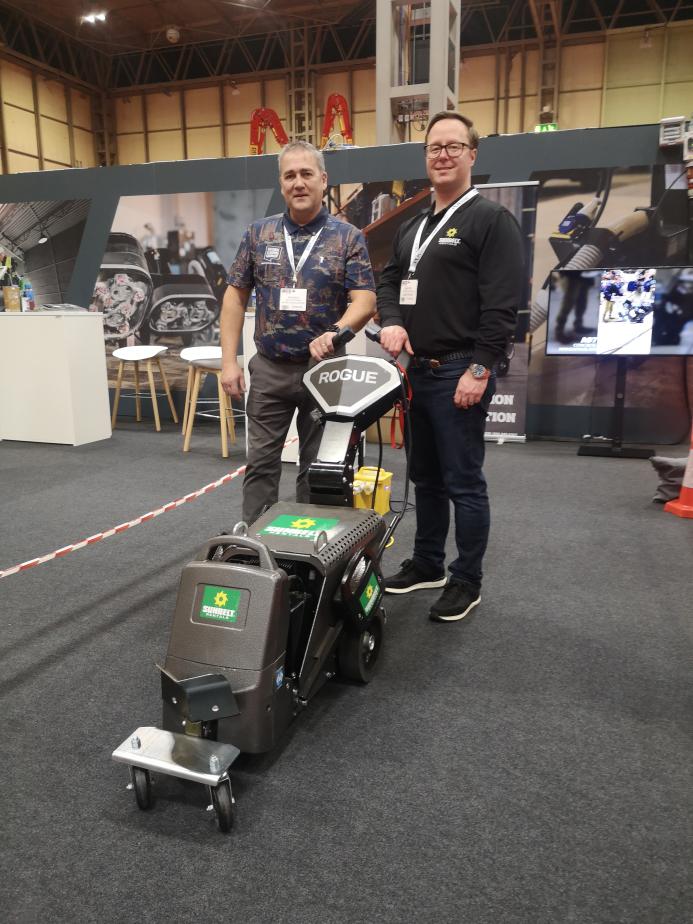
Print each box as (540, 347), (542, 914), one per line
(132, 767), (152, 810)
(338, 612), (384, 683)
(211, 779), (234, 833)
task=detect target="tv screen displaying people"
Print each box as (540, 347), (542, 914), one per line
(545, 266), (693, 356)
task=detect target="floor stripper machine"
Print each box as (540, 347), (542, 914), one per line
(113, 326), (409, 831)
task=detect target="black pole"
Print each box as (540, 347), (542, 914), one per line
(578, 356), (653, 458)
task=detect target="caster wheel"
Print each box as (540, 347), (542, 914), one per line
(132, 767), (153, 810)
(338, 611), (384, 683)
(211, 779), (234, 833)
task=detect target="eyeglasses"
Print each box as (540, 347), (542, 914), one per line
(423, 142), (471, 159)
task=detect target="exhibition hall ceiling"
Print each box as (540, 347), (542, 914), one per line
(0, 0), (372, 51)
(3, 0), (693, 54)
(2, 1), (693, 90)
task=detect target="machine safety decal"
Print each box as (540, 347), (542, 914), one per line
(359, 573), (381, 616)
(260, 515), (339, 539)
(198, 585), (241, 624)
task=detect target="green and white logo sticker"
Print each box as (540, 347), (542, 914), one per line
(260, 515), (339, 540)
(198, 585), (241, 624)
(359, 572), (381, 616)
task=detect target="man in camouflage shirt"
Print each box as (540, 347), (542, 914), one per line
(221, 140), (376, 525)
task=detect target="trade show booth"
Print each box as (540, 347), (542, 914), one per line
(0, 122), (691, 446)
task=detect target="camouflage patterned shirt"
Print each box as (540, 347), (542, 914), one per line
(227, 207), (375, 360)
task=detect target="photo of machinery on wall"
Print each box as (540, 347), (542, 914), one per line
(90, 188), (275, 345)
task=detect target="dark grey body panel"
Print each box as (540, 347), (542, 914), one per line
(162, 503), (385, 753)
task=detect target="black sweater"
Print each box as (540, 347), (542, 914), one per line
(376, 190), (525, 369)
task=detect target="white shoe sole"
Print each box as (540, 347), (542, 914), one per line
(430, 595), (481, 622)
(385, 576), (447, 595)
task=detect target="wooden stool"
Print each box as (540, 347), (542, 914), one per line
(111, 345), (178, 432)
(180, 347), (237, 458)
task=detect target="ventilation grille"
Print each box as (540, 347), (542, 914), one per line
(315, 511), (382, 568)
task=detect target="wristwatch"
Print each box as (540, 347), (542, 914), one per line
(326, 324), (341, 334)
(470, 363), (490, 379)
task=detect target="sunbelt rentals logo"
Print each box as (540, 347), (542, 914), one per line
(439, 226), (461, 246)
(198, 585), (241, 624)
(359, 572), (381, 616)
(260, 515), (339, 539)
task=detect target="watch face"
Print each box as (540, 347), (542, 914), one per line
(471, 364), (487, 378)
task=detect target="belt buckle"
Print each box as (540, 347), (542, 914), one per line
(429, 358), (441, 369)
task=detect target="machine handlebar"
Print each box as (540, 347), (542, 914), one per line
(200, 535), (279, 572)
(364, 322), (382, 343)
(332, 326), (355, 348)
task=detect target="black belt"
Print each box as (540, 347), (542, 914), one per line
(411, 350), (474, 369)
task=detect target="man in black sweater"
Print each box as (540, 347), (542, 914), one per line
(377, 111), (525, 623)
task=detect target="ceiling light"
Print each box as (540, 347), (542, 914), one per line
(80, 11), (107, 24)
(38, 229), (49, 244)
(230, 81), (241, 97)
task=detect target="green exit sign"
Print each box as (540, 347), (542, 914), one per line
(535, 122), (558, 133)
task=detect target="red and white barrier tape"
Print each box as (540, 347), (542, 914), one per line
(0, 437), (297, 581)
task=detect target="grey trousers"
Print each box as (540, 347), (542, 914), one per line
(242, 352), (322, 524)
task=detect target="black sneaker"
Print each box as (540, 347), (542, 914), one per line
(429, 581), (480, 622)
(384, 558), (447, 594)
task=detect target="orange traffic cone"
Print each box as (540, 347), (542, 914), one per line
(664, 421), (693, 518)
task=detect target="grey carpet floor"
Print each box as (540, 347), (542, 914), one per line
(1, 422), (692, 924)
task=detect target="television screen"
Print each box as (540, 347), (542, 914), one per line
(545, 267), (693, 356)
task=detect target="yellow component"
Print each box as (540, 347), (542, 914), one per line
(446, 227), (457, 238)
(291, 517), (317, 529)
(214, 590), (229, 607)
(353, 466), (393, 515)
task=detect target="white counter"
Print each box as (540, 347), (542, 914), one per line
(0, 311), (112, 446)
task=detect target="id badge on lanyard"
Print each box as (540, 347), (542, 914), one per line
(279, 224), (323, 311)
(279, 287), (307, 311)
(399, 279), (418, 305)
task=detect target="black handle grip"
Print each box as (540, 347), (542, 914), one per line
(332, 326), (355, 348)
(364, 322), (382, 343)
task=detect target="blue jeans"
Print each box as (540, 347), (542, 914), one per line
(408, 360), (496, 590)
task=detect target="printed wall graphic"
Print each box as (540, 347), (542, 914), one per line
(91, 189), (274, 345)
(90, 188), (274, 387)
(528, 164), (691, 425)
(0, 199), (90, 311)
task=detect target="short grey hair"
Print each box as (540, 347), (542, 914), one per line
(278, 140), (326, 175)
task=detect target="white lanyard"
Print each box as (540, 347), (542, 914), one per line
(408, 187), (478, 276)
(283, 223), (324, 287)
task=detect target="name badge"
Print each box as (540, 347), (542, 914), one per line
(279, 287), (307, 312)
(399, 279), (418, 305)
